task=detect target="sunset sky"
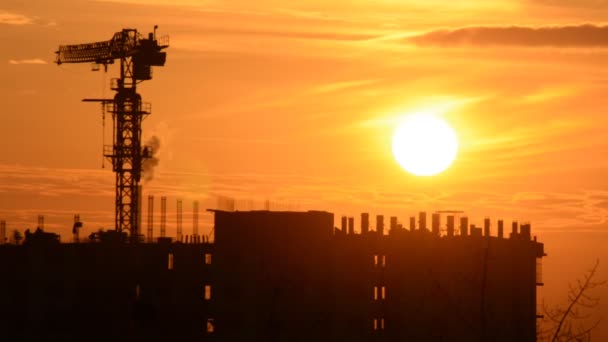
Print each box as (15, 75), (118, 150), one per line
(2, 0), (608, 336)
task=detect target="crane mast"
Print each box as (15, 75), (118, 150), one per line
(57, 27), (168, 242)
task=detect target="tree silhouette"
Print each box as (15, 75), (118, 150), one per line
(541, 260), (605, 342)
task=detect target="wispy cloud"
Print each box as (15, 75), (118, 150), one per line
(357, 96), (482, 129)
(520, 86), (578, 103)
(313, 79), (382, 94)
(95, 0), (215, 6)
(409, 24), (608, 47)
(1, 163), (606, 236)
(0, 11), (34, 25)
(0, 164), (113, 198)
(201, 27), (378, 41)
(531, 0), (608, 10)
(8, 58), (47, 65)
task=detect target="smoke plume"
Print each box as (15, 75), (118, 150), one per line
(142, 136), (160, 183)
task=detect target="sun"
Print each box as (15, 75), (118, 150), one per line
(392, 115), (458, 176)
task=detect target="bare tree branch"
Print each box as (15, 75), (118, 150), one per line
(548, 259), (605, 342)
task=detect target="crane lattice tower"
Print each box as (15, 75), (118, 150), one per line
(56, 27), (168, 242)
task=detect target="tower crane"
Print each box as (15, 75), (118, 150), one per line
(56, 27), (168, 242)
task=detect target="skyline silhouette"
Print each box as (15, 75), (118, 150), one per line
(0, 210), (545, 341)
(1, 1), (608, 340)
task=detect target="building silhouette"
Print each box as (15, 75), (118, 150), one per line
(0, 210), (544, 341)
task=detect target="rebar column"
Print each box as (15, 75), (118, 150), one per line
(160, 196), (167, 238)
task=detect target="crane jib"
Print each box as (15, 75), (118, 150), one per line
(56, 30), (167, 66)
(56, 40), (115, 64)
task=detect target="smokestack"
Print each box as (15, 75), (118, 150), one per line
(484, 218), (490, 237)
(177, 199), (183, 242)
(147, 195), (154, 243)
(376, 215), (384, 235)
(361, 213), (369, 234)
(498, 220), (504, 238)
(460, 216), (469, 236)
(160, 196), (167, 238)
(447, 215), (455, 237)
(419, 212), (427, 231)
(431, 213), (440, 235)
(511, 221), (518, 238)
(38, 215), (44, 230)
(409, 216), (416, 231)
(348, 217), (355, 235)
(193, 200), (199, 240)
(0, 220), (6, 244)
(341, 216), (347, 233)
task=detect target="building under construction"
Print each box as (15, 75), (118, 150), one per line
(0, 210), (544, 341)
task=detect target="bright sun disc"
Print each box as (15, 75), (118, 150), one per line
(392, 115), (458, 176)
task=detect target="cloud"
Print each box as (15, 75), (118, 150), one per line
(532, 0), (608, 9)
(409, 24), (608, 47)
(0, 11), (34, 25)
(217, 28), (376, 41)
(1, 163), (606, 236)
(8, 58), (48, 65)
(0, 164), (113, 198)
(313, 79), (382, 94)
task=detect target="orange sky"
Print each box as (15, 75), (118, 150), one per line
(2, 0), (608, 337)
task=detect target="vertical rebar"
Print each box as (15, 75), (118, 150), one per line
(73, 214), (81, 243)
(484, 218), (491, 237)
(418, 212), (426, 231)
(177, 199), (183, 242)
(376, 215), (384, 235)
(498, 220), (504, 238)
(193, 200), (199, 240)
(0, 220), (6, 244)
(460, 216), (469, 236)
(147, 195), (154, 243)
(361, 213), (369, 234)
(447, 215), (455, 237)
(160, 196), (167, 238)
(431, 213), (440, 235)
(137, 185), (143, 240)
